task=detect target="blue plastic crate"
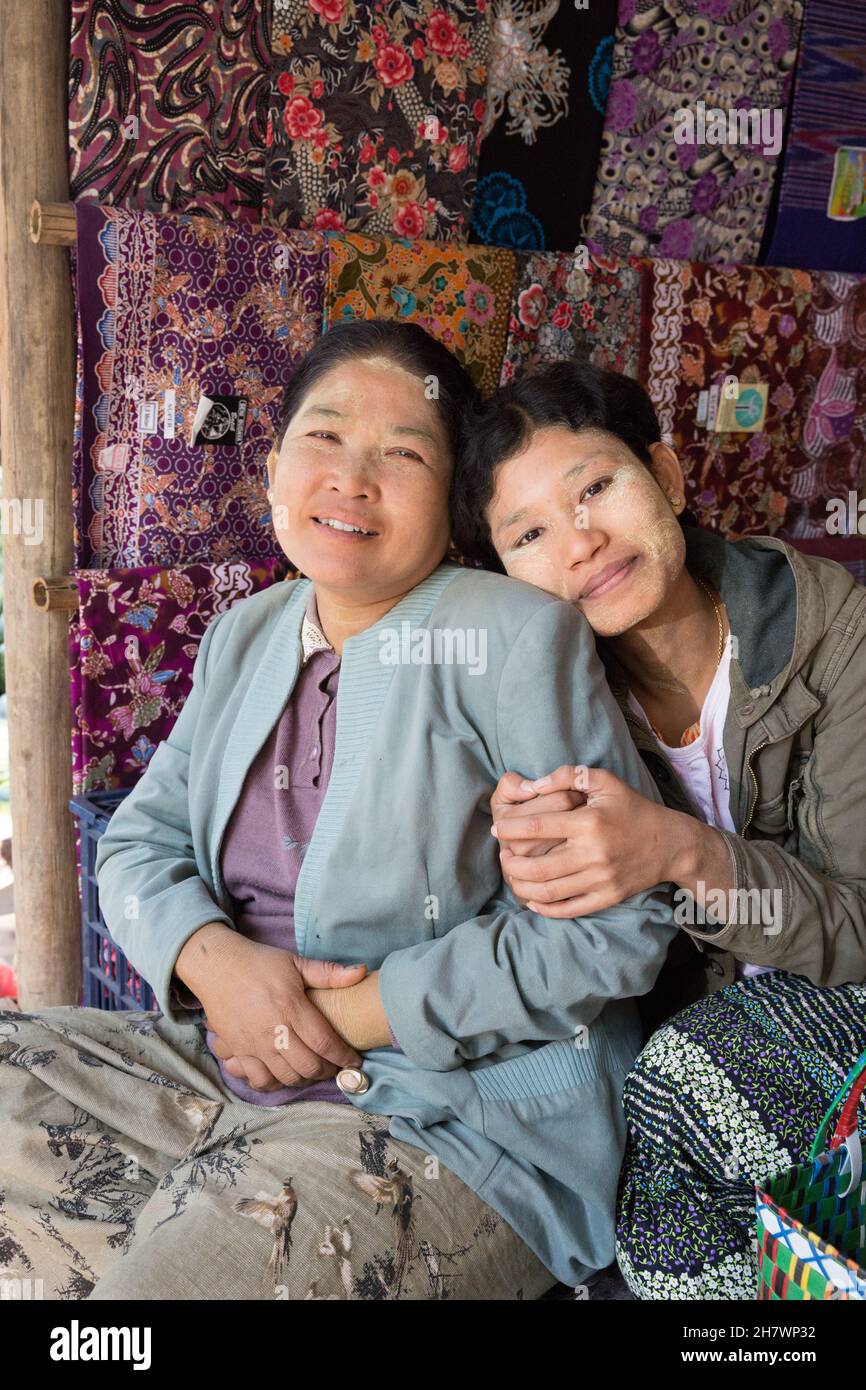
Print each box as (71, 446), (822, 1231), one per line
(69, 789), (158, 1012)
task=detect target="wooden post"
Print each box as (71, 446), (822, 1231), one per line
(0, 3), (82, 1004)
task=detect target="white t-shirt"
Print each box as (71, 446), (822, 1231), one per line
(627, 642), (775, 981)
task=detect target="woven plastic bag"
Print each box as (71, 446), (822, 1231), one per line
(756, 1048), (866, 1299)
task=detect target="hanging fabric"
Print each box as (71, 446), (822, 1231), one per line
(640, 258), (814, 537)
(764, 1), (866, 273)
(325, 229), (514, 392)
(69, 557), (292, 796)
(471, 0), (619, 253)
(267, 0), (491, 243)
(69, 0), (271, 222)
(584, 0), (803, 266)
(784, 271), (866, 535)
(73, 202), (327, 569)
(500, 246), (642, 384)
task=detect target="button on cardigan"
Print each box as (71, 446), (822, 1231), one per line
(95, 563), (677, 1284)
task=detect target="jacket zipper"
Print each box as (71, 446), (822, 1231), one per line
(742, 740), (768, 835)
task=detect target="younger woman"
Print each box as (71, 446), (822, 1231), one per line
(453, 360), (866, 1299)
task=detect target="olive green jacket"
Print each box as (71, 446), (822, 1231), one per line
(601, 528), (866, 1023)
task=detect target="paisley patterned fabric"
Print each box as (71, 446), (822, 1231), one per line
(73, 201), (326, 568)
(325, 230), (514, 392)
(585, 0), (803, 266)
(69, 0), (271, 223)
(68, 557), (291, 796)
(783, 272), (866, 536)
(472, 0), (618, 253)
(641, 258), (813, 536)
(500, 246), (642, 384)
(616, 972), (866, 1300)
(765, 2), (866, 274)
(267, 0), (491, 243)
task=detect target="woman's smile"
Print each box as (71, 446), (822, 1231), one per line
(311, 511), (380, 542)
(579, 554), (640, 602)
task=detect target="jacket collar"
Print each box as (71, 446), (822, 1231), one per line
(601, 528), (806, 732)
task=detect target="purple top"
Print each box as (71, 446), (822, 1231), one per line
(170, 585), (401, 1107)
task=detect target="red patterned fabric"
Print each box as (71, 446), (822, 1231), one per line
(785, 271), (866, 535)
(641, 259), (814, 536)
(500, 247), (643, 384)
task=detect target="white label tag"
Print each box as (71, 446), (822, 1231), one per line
(96, 444), (129, 475)
(163, 389), (176, 439)
(138, 400), (158, 434)
(696, 390), (709, 425)
(706, 384), (720, 432)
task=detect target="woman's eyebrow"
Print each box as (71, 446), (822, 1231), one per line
(495, 453), (612, 538)
(297, 403), (436, 443)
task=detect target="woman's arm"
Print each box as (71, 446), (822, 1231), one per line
(493, 766), (735, 919)
(492, 631), (866, 987)
(95, 606), (372, 1084)
(371, 600), (678, 1071)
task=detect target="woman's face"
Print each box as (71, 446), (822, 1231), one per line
(267, 355), (453, 601)
(485, 425), (688, 637)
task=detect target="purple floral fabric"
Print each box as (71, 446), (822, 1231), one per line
(69, 558), (292, 795)
(73, 202), (327, 569)
(586, 0), (803, 265)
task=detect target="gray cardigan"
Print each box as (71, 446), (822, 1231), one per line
(95, 563), (677, 1284)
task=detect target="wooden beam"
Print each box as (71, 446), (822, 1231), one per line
(0, 3), (82, 1004)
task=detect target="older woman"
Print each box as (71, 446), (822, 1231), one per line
(452, 358), (866, 1300)
(0, 321), (675, 1301)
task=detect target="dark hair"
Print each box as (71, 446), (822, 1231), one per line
(452, 359), (694, 572)
(273, 316), (480, 466)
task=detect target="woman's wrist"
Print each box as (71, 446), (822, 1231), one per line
(665, 809), (704, 886)
(666, 814), (735, 904)
(174, 921), (237, 997)
(307, 971), (389, 1051)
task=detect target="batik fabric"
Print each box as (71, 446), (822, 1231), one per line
(585, 0), (802, 265)
(69, 0), (271, 222)
(69, 558), (291, 795)
(325, 229), (514, 392)
(73, 202), (326, 568)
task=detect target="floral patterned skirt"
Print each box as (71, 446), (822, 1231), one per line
(0, 1005), (553, 1301)
(615, 972), (866, 1300)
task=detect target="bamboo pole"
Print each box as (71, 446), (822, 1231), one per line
(29, 200), (76, 247)
(0, 3), (82, 1004)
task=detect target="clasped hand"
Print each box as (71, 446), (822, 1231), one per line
(491, 764), (673, 917)
(192, 936), (367, 1093)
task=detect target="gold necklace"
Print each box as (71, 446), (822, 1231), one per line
(697, 576), (725, 666)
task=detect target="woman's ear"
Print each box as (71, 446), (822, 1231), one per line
(265, 446), (278, 493)
(647, 441), (687, 514)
